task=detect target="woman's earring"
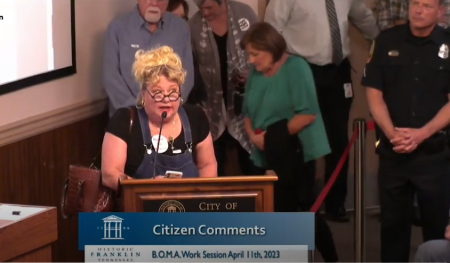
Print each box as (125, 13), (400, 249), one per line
(141, 98), (145, 106)
(180, 98), (184, 104)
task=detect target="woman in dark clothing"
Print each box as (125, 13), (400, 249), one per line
(189, 0), (263, 177)
(187, 54), (208, 105)
(167, 0), (208, 106)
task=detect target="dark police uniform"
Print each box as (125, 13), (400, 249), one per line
(361, 23), (450, 262)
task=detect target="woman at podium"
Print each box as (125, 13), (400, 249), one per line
(101, 46), (218, 190)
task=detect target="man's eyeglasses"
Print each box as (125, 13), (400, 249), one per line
(148, 90), (181, 102)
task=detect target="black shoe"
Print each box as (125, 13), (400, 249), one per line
(325, 207), (350, 223)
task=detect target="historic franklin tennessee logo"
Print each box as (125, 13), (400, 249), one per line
(158, 200), (186, 212)
(97, 215), (130, 240)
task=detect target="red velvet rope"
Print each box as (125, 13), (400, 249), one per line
(310, 120), (375, 213)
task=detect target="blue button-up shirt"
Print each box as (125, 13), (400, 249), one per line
(103, 6), (194, 116)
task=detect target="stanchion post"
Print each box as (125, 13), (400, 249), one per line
(309, 250), (314, 262)
(353, 118), (367, 262)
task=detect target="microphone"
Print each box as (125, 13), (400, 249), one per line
(153, 111), (167, 178)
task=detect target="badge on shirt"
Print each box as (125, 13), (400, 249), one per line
(388, 50), (399, 56)
(344, 83), (353, 98)
(367, 40), (375, 63)
(238, 18), (250, 31)
(438, 44), (449, 59)
(152, 135), (169, 153)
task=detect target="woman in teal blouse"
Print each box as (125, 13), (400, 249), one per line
(242, 51), (331, 168)
(241, 24), (330, 178)
(241, 22), (338, 262)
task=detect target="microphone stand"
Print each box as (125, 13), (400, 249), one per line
(153, 111), (167, 178)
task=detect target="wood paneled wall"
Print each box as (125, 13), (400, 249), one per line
(0, 112), (109, 262)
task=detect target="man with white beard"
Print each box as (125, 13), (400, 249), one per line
(103, 0), (194, 117)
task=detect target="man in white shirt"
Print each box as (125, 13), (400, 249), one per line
(265, 0), (379, 222)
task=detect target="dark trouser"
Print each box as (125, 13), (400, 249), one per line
(309, 59), (353, 213)
(274, 160), (339, 262)
(213, 130), (265, 176)
(379, 152), (450, 262)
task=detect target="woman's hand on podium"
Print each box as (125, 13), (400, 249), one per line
(154, 176), (166, 179)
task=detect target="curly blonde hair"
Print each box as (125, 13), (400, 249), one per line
(133, 46), (186, 107)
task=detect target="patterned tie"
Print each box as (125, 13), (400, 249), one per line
(325, 0), (343, 65)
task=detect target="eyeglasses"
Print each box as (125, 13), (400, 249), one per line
(148, 90), (181, 102)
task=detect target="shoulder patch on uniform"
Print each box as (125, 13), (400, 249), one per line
(367, 40), (375, 63)
(438, 43), (449, 59)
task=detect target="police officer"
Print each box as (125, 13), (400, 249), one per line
(362, 0), (450, 261)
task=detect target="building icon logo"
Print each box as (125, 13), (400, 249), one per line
(158, 200), (185, 212)
(101, 215), (125, 240)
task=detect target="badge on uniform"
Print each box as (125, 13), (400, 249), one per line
(438, 44), (449, 59)
(388, 50), (399, 56)
(343, 83), (353, 98)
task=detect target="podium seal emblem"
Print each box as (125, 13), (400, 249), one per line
(158, 200), (186, 212)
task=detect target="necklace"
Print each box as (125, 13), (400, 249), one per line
(153, 115), (181, 154)
(168, 116), (182, 154)
(151, 115), (177, 133)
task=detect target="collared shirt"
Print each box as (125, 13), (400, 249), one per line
(377, 0), (450, 31)
(264, 0), (379, 66)
(362, 24), (450, 132)
(103, 6), (194, 116)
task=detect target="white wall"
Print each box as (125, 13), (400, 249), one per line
(0, 0), (136, 128)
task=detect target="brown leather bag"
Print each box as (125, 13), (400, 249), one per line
(60, 107), (135, 218)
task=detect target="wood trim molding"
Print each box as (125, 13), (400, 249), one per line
(0, 98), (108, 147)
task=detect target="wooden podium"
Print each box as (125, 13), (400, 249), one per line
(120, 175), (277, 212)
(0, 204), (57, 262)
